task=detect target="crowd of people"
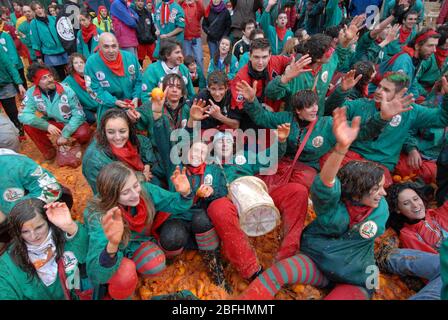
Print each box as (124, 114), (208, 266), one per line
(1, 0), (448, 300)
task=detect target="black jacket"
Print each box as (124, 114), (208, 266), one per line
(55, 1), (80, 54)
(202, 9), (231, 42)
(135, 7), (156, 44)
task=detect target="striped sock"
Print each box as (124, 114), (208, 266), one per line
(195, 228), (220, 251)
(240, 254), (329, 300)
(131, 242), (166, 277)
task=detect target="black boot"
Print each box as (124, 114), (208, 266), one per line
(201, 249), (232, 293)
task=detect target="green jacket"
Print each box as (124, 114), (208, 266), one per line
(153, 2), (185, 59)
(82, 135), (165, 194)
(19, 83), (86, 139)
(30, 16), (65, 55)
(76, 28), (103, 59)
(382, 0), (424, 23)
(84, 50), (142, 120)
(17, 20), (36, 61)
(141, 61), (195, 103)
(0, 31), (23, 69)
(417, 54), (442, 95)
(265, 45), (350, 116)
(244, 95), (388, 170)
(260, 10), (294, 56)
(207, 55), (239, 80)
(84, 182), (193, 285)
(441, 237), (448, 300)
(62, 75), (102, 113)
(301, 175), (388, 289)
(350, 32), (390, 66)
(324, 0), (347, 29)
(0, 44), (22, 86)
(381, 27), (417, 63)
(0, 222), (89, 300)
(0, 149), (62, 214)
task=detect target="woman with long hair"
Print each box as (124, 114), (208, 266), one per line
(77, 9), (103, 59)
(207, 37), (238, 80)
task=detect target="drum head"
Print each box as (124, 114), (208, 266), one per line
(239, 205), (280, 237)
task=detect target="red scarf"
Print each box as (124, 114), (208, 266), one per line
(436, 47), (448, 69)
(187, 162), (206, 176)
(97, 5), (107, 24)
(120, 198), (148, 233)
(387, 46), (415, 68)
(110, 140), (145, 171)
(399, 27), (412, 44)
(99, 50), (125, 77)
(14, 9), (23, 19)
(73, 72), (86, 90)
(81, 23), (98, 44)
(345, 201), (374, 228)
(275, 26), (287, 42)
(161, 0), (175, 25)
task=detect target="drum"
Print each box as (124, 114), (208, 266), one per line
(228, 176), (281, 237)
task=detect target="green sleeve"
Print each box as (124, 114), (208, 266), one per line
(335, 45), (351, 72)
(260, 10), (272, 36)
(349, 110), (389, 141)
(18, 91), (50, 130)
(324, 0), (340, 28)
(381, 0), (393, 20)
(0, 260), (21, 300)
(402, 129), (419, 154)
(137, 134), (157, 165)
(30, 21), (42, 52)
(229, 56), (239, 80)
(412, 96), (448, 129)
(0, 46), (22, 85)
(141, 68), (156, 104)
(84, 61), (117, 108)
(61, 89), (86, 138)
(175, 4), (185, 29)
(310, 174), (342, 216)
(324, 86), (350, 115)
(65, 222), (89, 262)
(76, 31), (83, 55)
(441, 237), (448, 300)
(244, 97), (292, 128)
(207, 60), (215, 75)
(198, 68), (207, 90)
(264, 75), (292, 101)
(185, 71), (195, 100)
(143, 182), (193, 214)
(81, 142), (111, 194)
(132, 56), (143, 100)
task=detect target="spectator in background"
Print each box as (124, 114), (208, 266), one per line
(202, 0), (231, 59)
(134, 0), (157, 67)
(232, 19), (256, 61)
(438, 0), (448, 27)
(93, 5), (113, 33)
(207, 36), (239, 80)
(184, 55), (206, 91)
(229, 0), (263, 41)
(110, 0), (139, 56)
(47, 3), (58, 16)
(17, 5), (36, 63)
(180, 0), (205, 72)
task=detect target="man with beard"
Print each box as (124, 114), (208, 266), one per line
(84, 33), (142, 121)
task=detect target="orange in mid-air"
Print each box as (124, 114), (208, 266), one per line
(151, 87), (165, 100)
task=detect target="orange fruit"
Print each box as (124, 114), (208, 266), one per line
(151, 87), (164, 100)
(392, 175), (402, 183)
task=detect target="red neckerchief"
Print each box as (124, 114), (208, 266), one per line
(399, 27), (412, 44)
(387, 46), (415, 68)
(72, 72), (86, 90)
(161, 0), (175, 25)
(186, 163), (206, 204)
(119, 198), (148, 233)
(33, 83), (65, 97)
(110, 140), (145, 171)
(436, 47), (448, 69)
(344, 201), (374, 228)
(99, 50), (125, 77)
(275, 26), (287, 42)
(81, 23), (98, 44)
(97, 6), (106, 24)
(14, 9), (23, 19)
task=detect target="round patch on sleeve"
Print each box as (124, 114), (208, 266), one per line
(359, 220), (378, 239)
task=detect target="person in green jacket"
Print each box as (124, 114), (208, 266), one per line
(442, 238), (448, 299)
(17, 5), (36, 62)
(84, 32), (142, 121)
(63, 53), (101, 124)
(141, 39), (195, 103)
(19, 63), (91, 161)
(239, 108), (388, 299)
(184, 55), (206, 91)
(265, 14), (365, 116)
(82, 108), (165, 194)
(382, 0), (424, 24)
(324, 0), (347, 29)
(0, 199), (91, 300)
(29, 2), (68, 81)
(207, 36), (239, 80)
(0, 28), (26, 86)
(84, 161), (193, 299)
(77, 9), (103, 59)
(260, 0), (294, 56)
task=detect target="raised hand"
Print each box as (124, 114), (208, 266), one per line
(281, 54), (313, 84)
(340, 69), (363, 92)
(151, 86), (169, 114)
(205, 100), (223, 119)
(407, 149), (422, 170)
(44, 202), (77, 235)
(332, 107), (360, 149)
(196, 184), (214, 198)
(170, 166), (192, 197)
(235, 80), (257, 103)
(143, 164), (153, 182)
(277, 123), (291, 143)
(126, 108), (141, 123)
(190, 99), (209, 121)
(379, 88), (414, 121)
(339, 14), (366, 46)
(440, 76), (448, 95)
(384, 24), (400, 45)
(102, 207), (124, 247)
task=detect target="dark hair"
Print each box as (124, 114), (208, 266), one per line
(291, 89), (318, 112)
(408, 28), (440, 49)
(249, 28), (265, 41)
(385, 182), (426, 234)
(277, 9), (287, 18)
(437, 25), (448, 47)
(162, 73), (187, 97)
(337, 161), (385, 202)
(67, 53), (86, 75)
(294, 28), (308, 43)
(383, 71), (410, 93)
(207, 70), (228, 87)
(159, 39), (182, 62)
(96, 108), (140, 156)
(250, 38), (271, 54)
(241, 19), (256, 31)
(403, 9), (419, 21)
(8, 198), (66, 279)
(47, 3), (58, 14)
(213, 36), (232, 67)
(353, 61), (375, 91)
(26, 62), (58, 82)
(183, 55), (196, 67)
(324, 25), (340, 39)
(296, 33), (332, 62)
(79, 8), (92, 19)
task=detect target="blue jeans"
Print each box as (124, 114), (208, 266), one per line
(207, 40), (219, 63)
(184, 38), (204, 72)
(385, 248), (441, 300)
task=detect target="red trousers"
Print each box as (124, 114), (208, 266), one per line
(24, 121), (91, 159)
(207, 183), (309, 279)
(319, 150), (393, 188)
(394, 153), (437, 184)
(137, 43), (155, 62)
